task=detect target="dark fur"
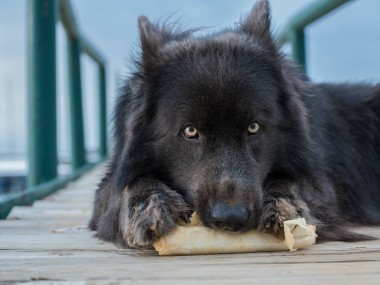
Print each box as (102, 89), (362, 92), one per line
(89, 0), (380, 248)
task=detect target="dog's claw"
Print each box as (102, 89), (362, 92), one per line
(180, 213), (191, 224)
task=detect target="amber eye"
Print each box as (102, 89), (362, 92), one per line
(183, 126), (199, 139)
(248, 122), (261, 135)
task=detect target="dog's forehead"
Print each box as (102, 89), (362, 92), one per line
(156, 43), (279, 124)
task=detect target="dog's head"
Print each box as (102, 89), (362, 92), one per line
(115, 0), (315, 232)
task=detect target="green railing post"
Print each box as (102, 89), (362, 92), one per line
(289, 29), (306, 70)
(1, 0), (108, 220)
(27, 0), (58, 187)
(67, 36), (86, 169)
(98, 65), (107, 158)
(80, 36), (108, 158)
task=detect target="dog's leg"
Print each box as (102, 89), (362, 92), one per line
(120, 179), (191, 248)
(258, 180), (315, 238)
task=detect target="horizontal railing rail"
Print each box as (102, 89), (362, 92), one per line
(0, 0), (107, 219)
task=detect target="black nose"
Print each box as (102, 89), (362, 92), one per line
(211, 203), (249, 231)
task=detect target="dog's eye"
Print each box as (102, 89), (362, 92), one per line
(183, 126), (199, 139)
(248, 122), (261, 135)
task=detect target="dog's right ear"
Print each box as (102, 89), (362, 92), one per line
(138, 16), (164, 74)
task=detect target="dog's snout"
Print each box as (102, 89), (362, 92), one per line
(211, 202), (248, 231)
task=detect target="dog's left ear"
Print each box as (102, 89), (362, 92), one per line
(240, 0), (275, 49)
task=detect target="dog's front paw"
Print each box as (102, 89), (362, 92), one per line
(258, 198), (299, 238)
(125, 192), (190, 248)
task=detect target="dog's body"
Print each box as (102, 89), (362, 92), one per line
(90, 0), (380, 248)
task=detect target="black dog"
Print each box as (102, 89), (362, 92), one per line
(89, 0), (380, 248)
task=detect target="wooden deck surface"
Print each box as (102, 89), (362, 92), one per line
(1, 164), (380, 284)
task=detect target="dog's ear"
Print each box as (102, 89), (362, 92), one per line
(138, 16), (164, 73)
(240, 0), (275, 49)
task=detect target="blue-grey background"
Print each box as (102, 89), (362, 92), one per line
(0, 0), (379, 177)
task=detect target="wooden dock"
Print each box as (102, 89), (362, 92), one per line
(1, 164), (380, 284)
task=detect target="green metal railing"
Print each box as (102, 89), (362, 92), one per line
(278, 0), (351, 70)
(0, 0), (107, 219)
(0, 0), (353, 219)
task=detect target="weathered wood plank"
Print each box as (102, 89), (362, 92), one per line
(1, 259), (380, 283)
(7, 278), (380, 285)
(0, 220), (87, 231)
(7, 207), (91, 220)
(1, 247), (380, 263)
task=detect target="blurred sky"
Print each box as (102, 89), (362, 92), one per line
(0, 0), (379, 161)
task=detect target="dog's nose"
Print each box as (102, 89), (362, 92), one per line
(211, 203), (248, 231)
